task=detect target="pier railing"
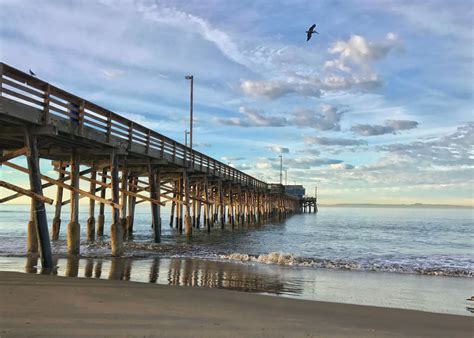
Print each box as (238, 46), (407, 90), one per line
(0, 63), (267, 189)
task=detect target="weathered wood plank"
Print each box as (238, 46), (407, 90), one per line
(0, 180), (53, 204)
(3, 161), (120, 209)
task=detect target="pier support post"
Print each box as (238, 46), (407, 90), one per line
(229, 183), (235, 228)
(27, 202), (38, 254)
(120, 166), (129, 240)
(204, 177), (210, 233)
(110, 150), (123, 256)
(149, 165), (161, 243)
(183, 171), (192, 236)
(67, 150), (80, 255)
(25, 130), (53, 268)
(192, 183), (196, 228)
(86, 165), (97, 242)
(169, 186), (176, 228)
(219, 180), (225, 229)
(51, 161), (65, 240)
(196, 182), (202, 229)
(127, 175), (137, 238)
(96, 168), (107, 237)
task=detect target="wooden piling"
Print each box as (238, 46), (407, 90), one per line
(204, 178), (210, 233)
(178, 178), (183, 233)
(120, 166), (129, 240)
(86, 165), (97, 242)
(51, 162), (65, 240)
(229, 183), (235, 228)
(169, 186), (176, 228)
(196, 182), (202, 229)
(183, 171), (192, 236)
(149, 166), (161, 243)
(25, 130), (53, 268)
(219, 181), (225, 229)
(67, 150), (80, 255)
(126, 175), (137, 238)
(27, 202), (38, 254)
(110, 151), (123, 256)
(96, 167), (107, 237)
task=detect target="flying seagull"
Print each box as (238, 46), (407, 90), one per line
(29, 69), (36, 76)
(306, 24), (319, 41)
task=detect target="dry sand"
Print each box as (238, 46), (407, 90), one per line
(0, 271), (472, 338)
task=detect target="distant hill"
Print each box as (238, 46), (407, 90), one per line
(320, 203), (473, 209)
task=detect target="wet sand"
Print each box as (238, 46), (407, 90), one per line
(0, 271), (472, 337)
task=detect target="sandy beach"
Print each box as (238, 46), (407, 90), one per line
(0, 271), (472, 338)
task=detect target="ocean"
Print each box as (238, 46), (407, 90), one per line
(0, 204), (473, 315)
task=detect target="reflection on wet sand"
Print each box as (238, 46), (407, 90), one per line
(23, 256), (303, 296)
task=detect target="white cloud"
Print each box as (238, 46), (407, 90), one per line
(331, 163), (355, 170)
(241, 79), (321, 99)
(351, 119), (419, 136)
(305, 136), (367, 146)
(256, 162), (272, 169)
(221, 156), (245, 162)
(216, 104), (344, 131)
(328, 33), (402, 70)
(136, 3), (246, 67)
(100, 68), (125, 80)
(266, 146), (289, 154)
(292, 104), (344, 131)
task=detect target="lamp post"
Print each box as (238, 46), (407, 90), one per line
(285, 170), (287, 185)
(279, 155), (283, 185)
(184, 129), (190, 148)
(185, 75), (194, 151)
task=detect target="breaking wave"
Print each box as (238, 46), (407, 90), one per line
(220, 252), (474, 277)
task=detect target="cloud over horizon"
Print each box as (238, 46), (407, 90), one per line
(351, 119), (419, 136)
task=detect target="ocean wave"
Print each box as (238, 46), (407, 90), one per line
(220, 252), (474, 277)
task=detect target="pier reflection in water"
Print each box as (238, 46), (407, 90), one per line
(23, 256), (304, 296)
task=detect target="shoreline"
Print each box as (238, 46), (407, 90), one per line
(0, 256), (472, 317)
(0, 271), (472, 337)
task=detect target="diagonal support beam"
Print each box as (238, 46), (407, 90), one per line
(0, 147), (29, 163)
(3, 161), (120, 209)
(0, 167), (92, 203)
(0, 180), (54, 204)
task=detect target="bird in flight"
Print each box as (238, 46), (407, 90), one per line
(29, 69), (36, 76)
(306, 24), (319, 41)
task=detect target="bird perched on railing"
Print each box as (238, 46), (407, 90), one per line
(29, 69), (36, 76)
(306, 24), (319, 41)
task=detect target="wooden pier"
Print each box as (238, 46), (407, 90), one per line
(0, 63), (308, 269)
(301, 197), (318, 213)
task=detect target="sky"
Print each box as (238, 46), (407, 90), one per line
(0, 0), (473, 205)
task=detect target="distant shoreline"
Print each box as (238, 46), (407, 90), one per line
(319, 203), (473, 209)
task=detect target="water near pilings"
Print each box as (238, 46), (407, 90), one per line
(0, 204), (473, 315)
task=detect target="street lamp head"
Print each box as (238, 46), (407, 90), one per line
(185, 75), (193, 80)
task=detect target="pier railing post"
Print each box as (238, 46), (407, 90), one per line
(25, 129), (53, 269)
